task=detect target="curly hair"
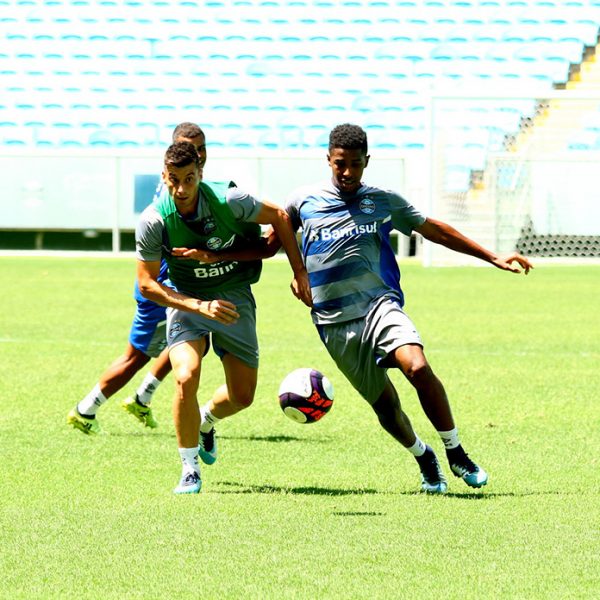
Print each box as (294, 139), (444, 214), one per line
(329, 123), (368, 154)
(164, 141), (200, 169)
(172, 122), (204, 141)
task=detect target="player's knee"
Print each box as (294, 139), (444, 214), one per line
(404, 359), (432, 386)
(231, 389), (255, 410)
(173, 365), (200, 393)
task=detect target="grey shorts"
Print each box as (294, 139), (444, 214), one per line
(166, 287), (259, 369)
(317, 295), (422, 405)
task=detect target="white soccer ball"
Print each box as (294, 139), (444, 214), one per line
(278, 368), (334, 424)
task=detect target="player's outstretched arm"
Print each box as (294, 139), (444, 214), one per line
(136, 259), (239, 324)
(415, 218), (533, 274)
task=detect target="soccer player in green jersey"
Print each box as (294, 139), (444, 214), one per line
(136, 141), (311, 494)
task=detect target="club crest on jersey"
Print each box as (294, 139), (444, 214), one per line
(201, 217), (216, 235)
(206, 236), (222, 250)
(359, 198), (376, 214)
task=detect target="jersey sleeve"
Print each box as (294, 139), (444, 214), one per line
(225, 187), (263, 222)
(135, 205), (165, 262)
(388, 191), (427, 236)
(284, 190), (303, 231)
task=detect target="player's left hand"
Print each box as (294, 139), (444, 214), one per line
(172, 247), (221, 263)
(291, 268), (313, 307)
(491, 253), (533, 274)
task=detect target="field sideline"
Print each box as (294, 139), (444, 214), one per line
(1, 257), (598, 599)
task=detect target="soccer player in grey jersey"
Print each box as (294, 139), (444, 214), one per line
(137, 142), (311, 494)
(282, 124), (533, 493)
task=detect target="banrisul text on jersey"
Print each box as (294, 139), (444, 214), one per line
(285, 181), (426, 325)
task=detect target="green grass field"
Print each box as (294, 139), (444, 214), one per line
(1, 257), (598, 599)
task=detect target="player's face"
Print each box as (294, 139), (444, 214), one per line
(176, 133), (207, 178)
(327, 147), (370, 194)
(162, 162), (201, 217)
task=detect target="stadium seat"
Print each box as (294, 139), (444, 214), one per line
(2, 0), (599, 154)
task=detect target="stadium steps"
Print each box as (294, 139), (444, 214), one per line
(456, 36), (600, 248)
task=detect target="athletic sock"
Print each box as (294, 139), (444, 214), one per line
(438, 427), (460, 450)
(178, 447), (200, 475)
(77, 384), (108, 417)
(200, 405), (220, 433)
(135, 373), (161, 406)
(406, 435), (427, 457)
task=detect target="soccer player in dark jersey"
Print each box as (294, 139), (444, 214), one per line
(67, 123), (209, 435)
(247, 123), (532, 493)
(136, 141), (311, 494)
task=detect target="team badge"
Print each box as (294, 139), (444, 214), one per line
(359, 198), (375, 214)
(201, 217), (216, 235)
(206, 236), (222, 250)
(168, 321), (182, 340)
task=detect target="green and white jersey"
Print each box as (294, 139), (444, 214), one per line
(136, 180), (263, 297)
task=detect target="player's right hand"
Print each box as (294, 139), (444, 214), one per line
(291, 268), (312, 307)
(199, 299), (239, 324)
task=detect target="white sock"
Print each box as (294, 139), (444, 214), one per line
(178, 447), (200, 474)
(136, 373), (161, 406)
(200, 405), (220, 433)
(77, 384), (108, 416)
(438, 428), (460, 450)
(407, 435), (427, 457)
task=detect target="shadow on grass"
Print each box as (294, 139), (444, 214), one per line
(218, 434), (327, 443)
(215, 483), (566, 500)
(214, 480), (379, 496)
(443, 490), (569, 499)
(333, 511), (386, 517)
(103, 432), (173, 438)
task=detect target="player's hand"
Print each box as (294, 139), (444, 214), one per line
(172, 247), (222, 264)
(291, 268), (313, 307)
(198, 299), (239, 324)
(491, 253), (533, 274)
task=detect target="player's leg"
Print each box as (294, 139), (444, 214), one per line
(67, 342), (151, 435)
(385, 344), (488, 488)
(197, 288), (259, 465)
(169, 338), (206, 494)
(381, 343), (453, 429)
(121, 303), (170, 428)
(372, 378), (422, 446)
(196, 355), (258, 463)
(370, 377), (447, 495)
(318, 312), (446, 494)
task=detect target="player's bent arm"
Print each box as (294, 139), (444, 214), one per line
(180, 231), (281, 263)
(136, 259), (240, 324)
(254, 202), (312, 306)
(415, 218), (533, 274)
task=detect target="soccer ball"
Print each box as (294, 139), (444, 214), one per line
(278, 368), (334, 424)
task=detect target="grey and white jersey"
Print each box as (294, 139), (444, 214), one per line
(286, 179), (426, 325)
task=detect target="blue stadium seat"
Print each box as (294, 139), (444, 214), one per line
(2, 0), (599, 153)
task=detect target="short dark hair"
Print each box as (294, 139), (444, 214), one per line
(329, 123), (368, 154)
(172, 122), (204, 141)
(164, 141), (200, 168)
